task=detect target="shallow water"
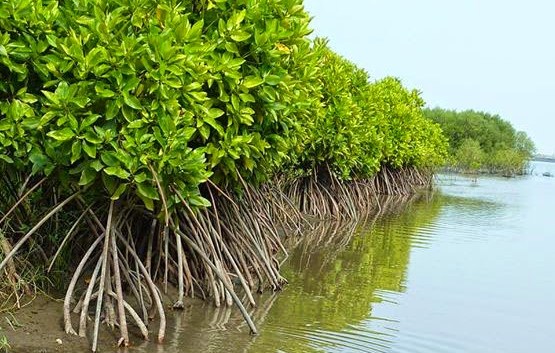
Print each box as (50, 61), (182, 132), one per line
(12, 162), (553, 353)
(125, 161), (555, 353)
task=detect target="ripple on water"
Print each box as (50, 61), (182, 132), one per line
(389, 192), (516, 246)
(388, 329), (487, 353)
(265, 322), (397, 353)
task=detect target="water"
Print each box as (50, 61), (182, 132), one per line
(133, 161), (555, 353)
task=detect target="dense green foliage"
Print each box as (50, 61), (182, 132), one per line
(0, 0), (318, 209)
(369, 78), (447, 170)
(0, 0), (448, 212)
(424, 108), (535, 175)
(289, 45), (448, 180)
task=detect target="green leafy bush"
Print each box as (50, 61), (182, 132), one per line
(456, 138), (485, 172)
(369, 77), (448, 170)
(424, 108), (535, 174)
(0, 0), (323, 210)
(290, 49), (448, 180)
(0, 0), (449, 211)
(292, 43), (379, 179)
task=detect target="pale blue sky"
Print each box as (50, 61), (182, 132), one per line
(304, 0), (555, 155)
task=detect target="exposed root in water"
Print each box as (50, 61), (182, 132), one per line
(283, 165), (433, 221)
(54, 182), (302, 350)
(0, 165), (434, 350)
(371, 166), (433, 196)
(62, 202), (166, 350)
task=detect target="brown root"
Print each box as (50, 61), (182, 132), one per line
(1, 163), (434, 351)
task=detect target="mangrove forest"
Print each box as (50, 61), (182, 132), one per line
(1, 0), (521, 351)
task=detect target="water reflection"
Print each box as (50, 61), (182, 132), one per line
(248, 194), (445, 353)
(130, 193), (444, 353)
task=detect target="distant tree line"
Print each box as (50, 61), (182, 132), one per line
(424, 108), (536, 175)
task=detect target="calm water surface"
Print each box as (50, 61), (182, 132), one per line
(134, 161), (555, 353)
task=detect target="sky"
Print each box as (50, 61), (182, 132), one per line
(303, 0), (555, 155)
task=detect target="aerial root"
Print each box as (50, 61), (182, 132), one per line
(282, 165), (434, 221)
(1, 165), (433, 351)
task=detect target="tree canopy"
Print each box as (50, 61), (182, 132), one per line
(424, 107), (535, 175)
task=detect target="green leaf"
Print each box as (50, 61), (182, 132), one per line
(42, 91), (59, 105)
(81, 114), (101, 130)
(102, 173), (118, 195)
(86, 47), (107, 67)
(115, 150), (134, 170)
(137, 191), (155, 211)
(189, 195), (211, 207)
(19, 93), (38, 104)
(243, 76), (264, 89)
(159, 114), (175, 135)
(71, 97), (89, 109)
(82, 141), (97, 158)
(137, 182), (160, 200)
(90, 160), (104, 171)
(243, 157), (255, 170)
(264, 75), (281, 85)
(79, 167), (97, 186)
(199, 124), (210, 140)
(111, 183), (128, 200)
(46, 35), (58, 47)
(39, 111), (57, 127)
(231, 31), (251, 42)
(106, 100), (119, 119)
(0, 154), (14, 163)
(181, 127), (196, 140)
(121, 105), (135, 122)
(240, 114), (254, 125)
(239, 93), (255, 102)
(71, 140), (82, 163)
(231, 94), (240, 111)
(185, 82), (202, 91)
(208, 108), (224, 119)
(29, 152), (49, 170)
(95, 85), (115, 98)
(134, 172), (148, 183)
(103, 166), (130, 179)
(100, 152), (119, 167)
(22, 117), (40, 129)
(0, 120), (11, 131)
(231, 10), (246, 27)
(189, 91), (207, 101)
(123, 76), (140, 92)
(128, 119), (144, 129)
(123, 93), (142, 110)
(47, 128), (75, 141)
(225, 42), (239, 54)
(186, 19), (204, 41)
(83, 130), (102, 144)
(204, 116), (224, 135)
